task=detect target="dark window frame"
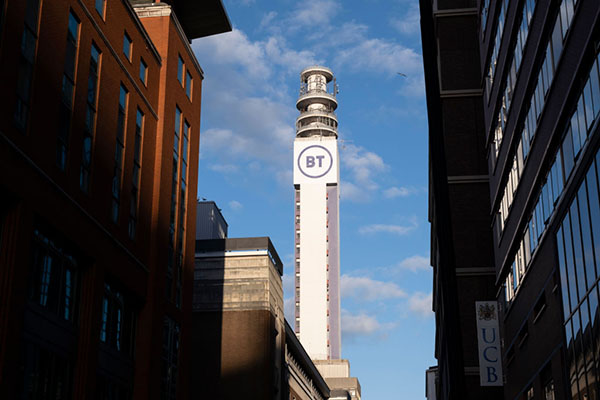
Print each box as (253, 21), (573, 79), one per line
(128, 108), (144, 239)
(95, 0), (105, 19)
(185, 71), (192, 99)
(29, 227), (80, 323)
(99, 282), (136, 357)
(123, 31), (132, 61)
(177, 55), (184, 85)
(139, 57), (147, 86)
(14, 0), (42, 132)
(80, 42), (102, 192)
(111, 84), (129, 223)
(56, 10), (81, 170)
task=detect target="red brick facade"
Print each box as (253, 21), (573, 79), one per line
(0, 0), (229, 398)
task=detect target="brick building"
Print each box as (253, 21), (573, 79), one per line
(0, 0), (230, 398)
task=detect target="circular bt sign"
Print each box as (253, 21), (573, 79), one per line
(297, 145), (333, 178)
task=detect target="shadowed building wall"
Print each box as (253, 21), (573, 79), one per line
(0, 0), (230, 398)
(193, 237), (329, 400)
(420, 0), (502, 398)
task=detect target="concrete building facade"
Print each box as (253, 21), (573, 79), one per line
(0, 0), (230, 398)
(293, 65), (341, 361)
(193, 236), (330, 400)
(313, 360), (361, 400)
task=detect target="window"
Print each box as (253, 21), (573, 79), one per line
(29, 228), (79, 322)
(95, 0), (105, 18)
(557, 150), (600, 400)
(21, 342), (73, 399)
(525, 386), (534, 400)
(111, 85), (128, 223)
(177, 55), (184, 85)
(139, 57), (147, 85)
(174, 120), (190, 308)
(100, 283), (136, 356)
(185, 71), (192, 99)
(517, 323), (529, 348)
(544, 380), (556, 400)
(162, 317), (180, 400)
(80, 43), (101, 192)
(481, 0), (490, 33)
(129, 109), (143, 239)
(15, 0), (42, 130)
(97, 374), (131, 400)
(56, 10), (81, 170)
(167, 107), (182, 300)
(485, 0), (506, 97)
(533, 292), (547, 322)
(123, 31), (132, 61)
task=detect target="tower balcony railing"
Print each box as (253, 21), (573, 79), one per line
(296, 123), (337, 137)
(296, 91), (338, 111)
(296, 110), (338, 124)
(299, 82), (337, 97)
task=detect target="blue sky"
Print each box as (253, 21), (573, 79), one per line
(190, 0), (434, 398)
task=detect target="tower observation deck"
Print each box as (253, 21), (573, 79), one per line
(293, 66), (341, 361)
(295, 66), (339, 138)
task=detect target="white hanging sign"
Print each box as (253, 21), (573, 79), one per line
(475, 301), (503, 386)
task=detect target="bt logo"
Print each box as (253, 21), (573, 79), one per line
(297, 145), (333, 179)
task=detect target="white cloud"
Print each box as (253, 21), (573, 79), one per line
(339, 144), (388, 202)
(399, 75), (426, 98)
(282, 273), (294, 296)
(340, 180), (370, 203)
(264, 36), (320, 74)
(408, 292), (433, 318)
(198, 93), (295, 167)
(358, 218), (418, 235)
(341, 309), (396, 338)
(383, 186), (418, 198)
(259, 11), (278, 31)
(342, 144), (387, 189)
(208, 163), (239, 174)
(341, 275), (406, 301)
(192, 29), (320, 181)
(284, 297), (295, 323)
(228, 200), (243, 211)
(195, 30), (270, 79)
(328, 22), (370, 46)
(390, 4), (420, 35)
(287, 0), (340, 31)
(398, 255), (430, 272)
(334, 37), (422, 77)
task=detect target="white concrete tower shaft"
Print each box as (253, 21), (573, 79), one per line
(293, 66), (341, 360)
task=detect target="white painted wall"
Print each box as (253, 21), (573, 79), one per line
(298, 182), (328, 360)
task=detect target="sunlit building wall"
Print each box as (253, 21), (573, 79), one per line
(293, 66), (341, 360)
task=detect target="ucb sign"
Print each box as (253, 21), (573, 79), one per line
(293, 140), (338, 184)
(475, 301), (503, 386)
